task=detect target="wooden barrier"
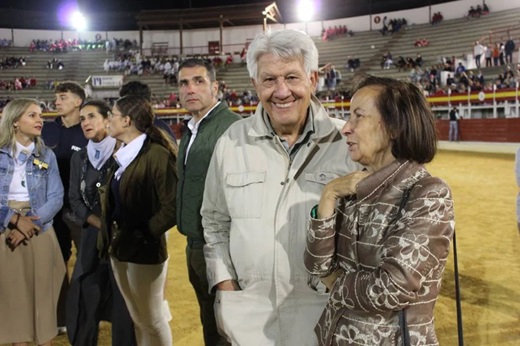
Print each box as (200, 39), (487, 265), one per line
(436, 118), (520, 142)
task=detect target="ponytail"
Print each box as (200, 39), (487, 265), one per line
(146, 125), (178, 171)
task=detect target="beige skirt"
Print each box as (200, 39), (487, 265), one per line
(0, 201), (66, 344)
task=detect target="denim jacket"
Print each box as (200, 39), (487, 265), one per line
(0, 145), (64, 233)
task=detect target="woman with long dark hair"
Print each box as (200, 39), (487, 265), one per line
(99, 96), (177, 345)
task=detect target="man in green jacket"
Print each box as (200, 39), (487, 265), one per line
(176, 58), (241, 346)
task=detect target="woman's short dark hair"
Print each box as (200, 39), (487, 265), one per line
(80, 100), (111, 118)
(351, 75), (437, 164)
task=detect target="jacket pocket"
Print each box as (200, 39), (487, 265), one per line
(214, 289), (245, 344)
(305, 172), (340, 185)
(225, 171), (265, 218)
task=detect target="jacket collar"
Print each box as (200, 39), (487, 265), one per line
(183, 101), (226, 128)
(248, 95), (337, 141)
(356, 160), (426, 202)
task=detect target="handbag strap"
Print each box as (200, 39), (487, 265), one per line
(399, 309), (411, 346)
(398, 186), (413, 346)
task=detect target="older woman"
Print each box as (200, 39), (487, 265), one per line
(0, 98), (65, 346)
(67, 100), (135, 346)
(99, 96), (177, 345)
(304, 76), (455, 346)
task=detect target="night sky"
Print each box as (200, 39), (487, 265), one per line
(2, 0), (457, 30)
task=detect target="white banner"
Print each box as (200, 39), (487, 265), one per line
(91, 75), (124, 88)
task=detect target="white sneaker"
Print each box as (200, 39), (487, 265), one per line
(57, 326), (67, 335)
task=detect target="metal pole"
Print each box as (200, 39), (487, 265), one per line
(452, 230), (464, 346)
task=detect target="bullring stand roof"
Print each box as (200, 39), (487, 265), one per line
(136, 2), (282, 30)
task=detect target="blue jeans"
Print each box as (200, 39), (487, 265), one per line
(449, 121), (459, 141)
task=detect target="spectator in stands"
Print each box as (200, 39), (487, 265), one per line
(499, 42), (506, 66)
(455, 62), (466, 77)
(505, 37), (515, 64)
(476, 70), (485, 86)
(396, 56), (406, 71)
(415, 38), (429, 47)
(474, 41), (485, 68)
(446, 73), (456, 87)
(449, 106), (461, 141)
(485, 45), (493, 67)
(240, 46), (247, 64)
(431, 12), (443, 25)
(415, 53), (423, 67)
(225, 53), (233, 67)
(468, 6), (479, 18)
(346, 55), (360, 71)
(483, 2), (490, 14)
(119, 81), (176, 140)
(493, 43), (501, 66)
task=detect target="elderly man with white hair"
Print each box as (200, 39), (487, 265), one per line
(201, 29), (358, 345)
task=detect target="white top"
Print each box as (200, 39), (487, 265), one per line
(184, 101), (220, 164)
(9, 141), (34, 201)
(113, 133), (147, 181)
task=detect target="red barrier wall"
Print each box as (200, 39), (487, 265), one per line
(436, 118), (520, 142)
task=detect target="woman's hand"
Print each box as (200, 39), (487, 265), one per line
(6, 215), (41, 249)
(317, 171), (372, 218)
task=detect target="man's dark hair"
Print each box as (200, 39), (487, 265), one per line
(119, 81), (152, 101)
(178, 58), (216, 82)
(54, 81), (86, 103)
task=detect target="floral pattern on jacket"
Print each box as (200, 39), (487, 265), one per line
(304, 160), (455, 346)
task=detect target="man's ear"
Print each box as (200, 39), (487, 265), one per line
(74, 96), (83, 108)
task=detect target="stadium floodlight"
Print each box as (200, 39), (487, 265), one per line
(71, 11), (88, 31)
(298, 0), (315, 22)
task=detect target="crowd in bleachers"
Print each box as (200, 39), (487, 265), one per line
(0, 56), (26, 69)
(467, 3), (490, 19)
(431, 12), (443, 25)
(381, 17), (407, 36)
(0, 39), (12, 47)
(46, 58), (64, 70)
(346, 56), (360, 72)
(0, 77), (37, 91)
(321, 25), (351, 41)
(28, 38), (123, 53)
(409, 59), (519, 97)
(415, 38), (430, 47)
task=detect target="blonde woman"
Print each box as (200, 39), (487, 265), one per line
(0, 98), (65, 346)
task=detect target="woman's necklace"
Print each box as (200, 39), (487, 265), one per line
(20, 170), (26, 187)
(15, 149), (30, 188)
